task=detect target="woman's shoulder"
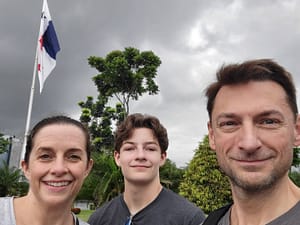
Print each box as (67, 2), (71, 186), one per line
(0, 196), (13, 206)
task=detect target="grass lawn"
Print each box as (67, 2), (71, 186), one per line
(76, 210), (95, 222)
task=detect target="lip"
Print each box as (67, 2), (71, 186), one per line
(131, 165), (150, 168)
(234, 158), (271, 167)
(42, 180), (73, 191)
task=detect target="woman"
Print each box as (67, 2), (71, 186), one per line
(0, 115), (93, 225)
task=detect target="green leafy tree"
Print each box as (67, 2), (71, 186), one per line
(0, 133), (9, 154)
(0, 161), (28, 197)
(79, 47), (161, 153)
(179, 135), (232, 214)
(87, 152), (123, 207)
(160, 158), (185, 193)
(88, 47), (161, 113)
(292, 147), (300, 168)
(289, 171), (300, 187)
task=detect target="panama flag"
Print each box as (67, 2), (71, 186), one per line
(37, 0), (60, 93)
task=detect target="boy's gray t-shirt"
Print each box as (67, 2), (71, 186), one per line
(217, 201), (300, 225)
(0, 197), (89, 225)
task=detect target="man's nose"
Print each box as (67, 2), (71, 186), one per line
(237, 123), (262, 152)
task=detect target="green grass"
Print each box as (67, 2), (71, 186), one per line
(76, 210), (95, 222)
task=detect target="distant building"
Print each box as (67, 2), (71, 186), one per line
(73, 200), (94, 210)
(0, 136), (22, 168)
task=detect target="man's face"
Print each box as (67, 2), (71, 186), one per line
(208, 81), (300, 192)
(114, 128), (166, 186)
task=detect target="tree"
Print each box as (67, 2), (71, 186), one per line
(88, 47), (161, 114)
(0, 161), (28, 197)
(289, 171), (300, 187)
(83, 152), (124, 207)
(292, 147), (300, 168)
(0, 133), (9, 154)
(160, 158), (185, 193)
(79, 47), (161, 153)
(179, 135), (232, 214)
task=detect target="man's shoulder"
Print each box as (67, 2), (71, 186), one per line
(202, 204), (232, 225)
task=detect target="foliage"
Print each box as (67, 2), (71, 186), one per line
(0, 161), (29, 197)
(289, 171), (300, 187)
(292, 147), (300, 167)
(79, 47), (161, 153)
(0, 133), (9, 154)
(85, 152), (124, 207)
(88, 47), (161, 113)
(179, 136), (232, 214)
(160, 158), (185, 193)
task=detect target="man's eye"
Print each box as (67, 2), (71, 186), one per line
(261, 119), (277, 124)
(218, 121), (237, 127)
(259, 118), (281, 128)
(217, 120), (239, 132)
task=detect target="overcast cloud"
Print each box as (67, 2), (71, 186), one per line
(1, 0), (300, 167)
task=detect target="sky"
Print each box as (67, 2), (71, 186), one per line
(1, 0), (300, 167)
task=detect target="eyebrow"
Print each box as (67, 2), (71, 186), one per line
(122, 141), (159, 145)
(215, 110), (284, 120)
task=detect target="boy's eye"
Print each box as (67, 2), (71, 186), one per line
(145, 146), (157, 151)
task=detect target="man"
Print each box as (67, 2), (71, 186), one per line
(203, 59), (300, 225)
(89, 113), (205, 225)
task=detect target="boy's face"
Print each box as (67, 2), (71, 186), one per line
(114, 128), (166, 186)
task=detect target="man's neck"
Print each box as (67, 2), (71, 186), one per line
(123, 181), (163, 215)
(230, 178), (300, 225)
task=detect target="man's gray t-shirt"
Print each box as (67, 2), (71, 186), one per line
(218, 201), (300, 225)
(0, 197), (89, 225)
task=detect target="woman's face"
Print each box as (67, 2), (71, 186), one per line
(22, 123), (93, 207)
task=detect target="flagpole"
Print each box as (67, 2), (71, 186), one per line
(20, 45), (39, 165)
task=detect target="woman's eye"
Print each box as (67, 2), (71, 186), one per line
(39, 154), (51, 160)
(68, 154), (81, 161)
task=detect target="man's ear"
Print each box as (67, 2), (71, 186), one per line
(208, 121), (216, 151)
(114, 150), (121, 167)
(294, 115), (300, 147)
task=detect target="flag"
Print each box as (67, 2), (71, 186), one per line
(37, 0), (60, 93)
